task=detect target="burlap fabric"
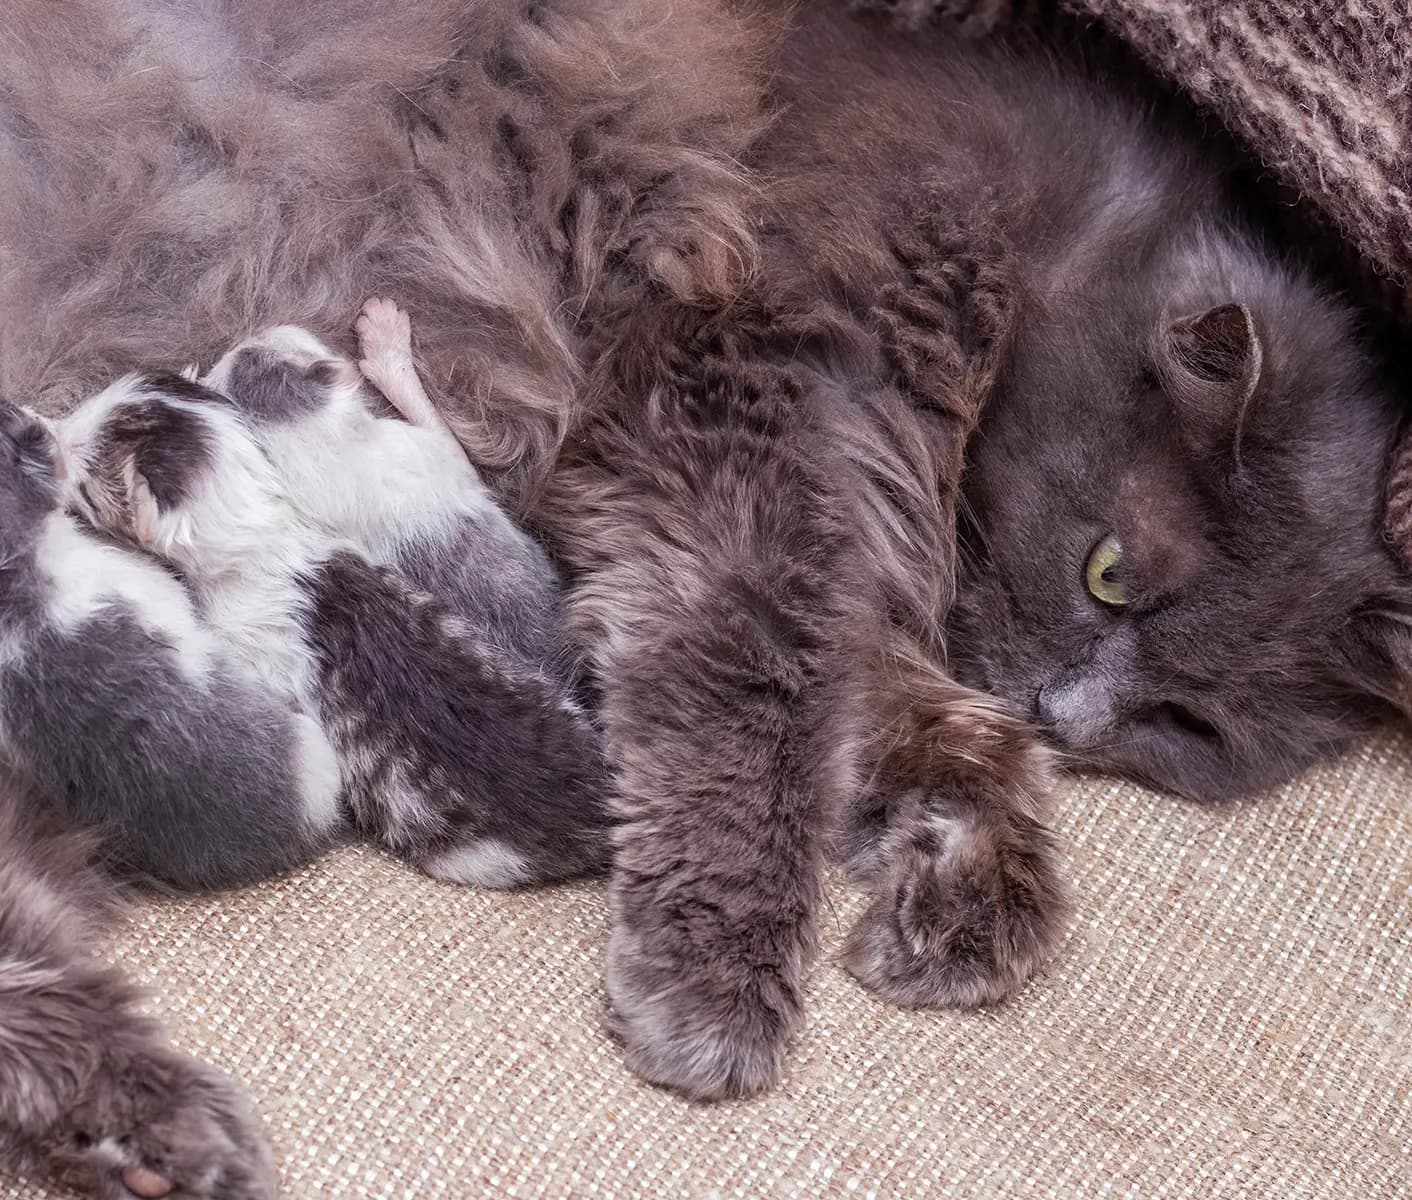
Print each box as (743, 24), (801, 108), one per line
(4, 733), (1409, 1198)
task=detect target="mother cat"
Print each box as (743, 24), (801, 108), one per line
(2, 0), (1407, 1127)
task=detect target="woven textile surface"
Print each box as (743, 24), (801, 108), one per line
(4, 735), (1409, 1198)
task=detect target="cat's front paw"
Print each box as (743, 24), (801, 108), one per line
(843, 811), (1068, 1008)
(50, 1044), (276, 1200)
(605, 918), (803, 1101)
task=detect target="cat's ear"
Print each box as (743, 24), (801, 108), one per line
(121, 456), (161, 546)
(1337, 601), (1412, 716)
(1156, 303), (1264, 453)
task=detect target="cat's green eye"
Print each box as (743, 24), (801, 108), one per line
(1085, 534), (1128, 607)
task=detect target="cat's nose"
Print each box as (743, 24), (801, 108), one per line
(1034, 675), (1115, 746)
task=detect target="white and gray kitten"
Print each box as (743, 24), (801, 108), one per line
(0, 400), (342, 892)
(61, 304), (611, 888)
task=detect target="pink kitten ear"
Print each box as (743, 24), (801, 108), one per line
(121, 457), (161, 545)
(1156, 303), (1264, 458)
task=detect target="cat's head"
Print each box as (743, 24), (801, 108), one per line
(950, 230), (1412, 801)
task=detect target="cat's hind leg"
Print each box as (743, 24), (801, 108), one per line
(0, 779), (276, 1199)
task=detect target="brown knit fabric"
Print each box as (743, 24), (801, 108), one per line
(865, 0), (1412, 303)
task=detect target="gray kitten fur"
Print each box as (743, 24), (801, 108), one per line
(0, 401), (341, 892)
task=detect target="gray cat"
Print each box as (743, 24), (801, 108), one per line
(0, 0), (1407, 1162)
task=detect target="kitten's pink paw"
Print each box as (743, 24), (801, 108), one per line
(843, 812), (1068, 1008)
(605, 921), (801, 1101)
(51, 1045), (276, 1200)
(355, 297), (412, 369)
(355, 297), (423, 420)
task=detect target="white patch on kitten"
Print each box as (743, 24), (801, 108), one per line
(423, 839), (533, 889)
(33, 511), (215, 685)
(202, 318), (528, 567)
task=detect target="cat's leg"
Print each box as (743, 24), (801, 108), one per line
(544, 360), (861, 1101)
(0, 787), (275, 1199)
(354, 297), (460, 446)
(828, 196), (1067, 1006)
(841, 647), (1069, 1008)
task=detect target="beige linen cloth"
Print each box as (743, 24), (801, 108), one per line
(3, 731), (1408, 1198)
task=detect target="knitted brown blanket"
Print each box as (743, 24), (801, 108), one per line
(869, 0), (1411, 311)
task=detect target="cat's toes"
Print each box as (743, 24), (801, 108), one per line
(605, 920), (802, 1101)
(843, 814), (1068, 1009)
(52, 1045), (276, 1200)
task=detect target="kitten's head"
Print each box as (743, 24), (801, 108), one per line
(950, 231), (1412, 801)
(0, 401), (62, 548)
(201, 325), (362, 426)
(58, 374), (284, 569)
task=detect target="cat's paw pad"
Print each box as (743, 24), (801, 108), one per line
(843, 815), (1068, 1009)
(52, 1047), (276, 1200)
(605, 921), (801, 1101)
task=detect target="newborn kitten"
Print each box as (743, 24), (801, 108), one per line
(202, 299), (581, 687)
(196, 299), (611, 884)
(61, 357), (610, 887)
(0, 400), (342, 891)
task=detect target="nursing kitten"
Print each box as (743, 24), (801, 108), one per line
(0, 414), (281, 1199)
(0, 401), (343, 890)
(2, 0), (1408, 1115)
(201, 299), (589, 716)
(196, 299), (611, 883)
(61, 357), (610, 887)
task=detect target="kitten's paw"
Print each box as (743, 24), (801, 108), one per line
(355, 297), (412, 376)
(605, 920), (802, 1101)
(843, 812), (1068, 1009)
(51, 1045), (276, 1200)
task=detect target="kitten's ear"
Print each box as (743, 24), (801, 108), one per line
(121, 456), (161, 546)
(1157, 303), (1264, 452)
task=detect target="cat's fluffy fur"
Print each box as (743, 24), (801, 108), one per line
(0, 4), (1407, 1189)
(0, 783), (276, 1199)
